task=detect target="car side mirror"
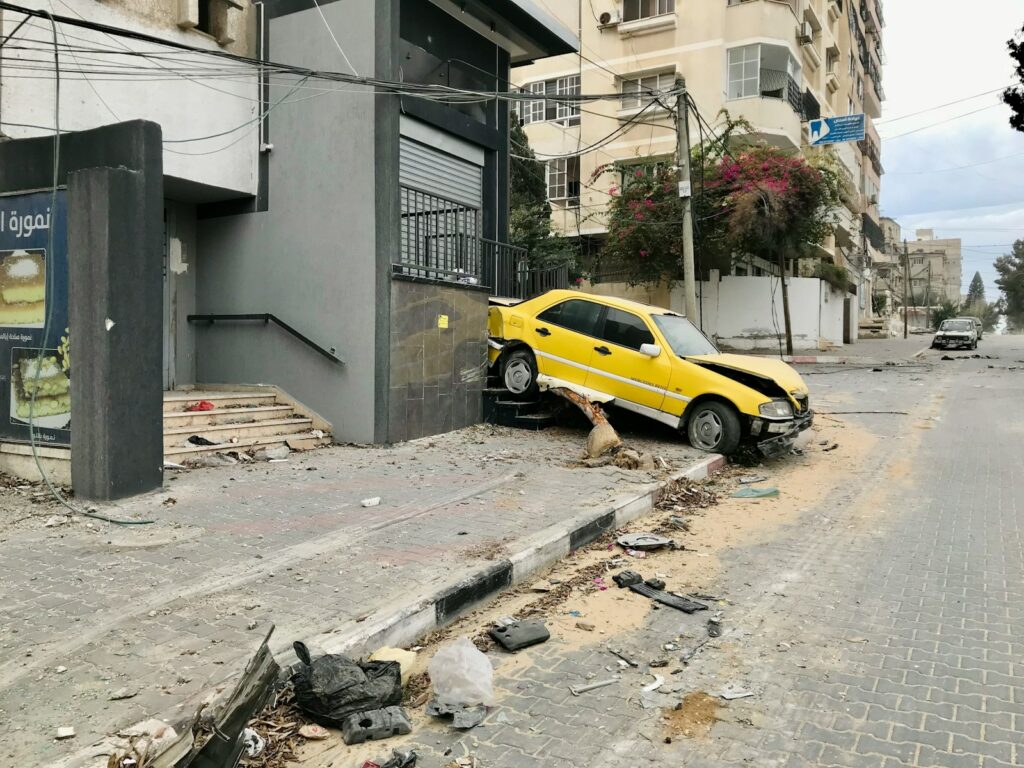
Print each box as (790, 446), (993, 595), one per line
(639, 343), (661, 358)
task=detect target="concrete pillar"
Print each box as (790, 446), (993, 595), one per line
(68, 167), (163, 500)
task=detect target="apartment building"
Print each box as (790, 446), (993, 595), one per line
(875, 215), (904, 314)
(515, 0), (885, 318)
(908, 229), (963, 306)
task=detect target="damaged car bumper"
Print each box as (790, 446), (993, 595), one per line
(752, 410), (814, 456)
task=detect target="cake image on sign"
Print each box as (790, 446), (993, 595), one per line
(11, 348), (70, 429)
(0, 249), (45, 327)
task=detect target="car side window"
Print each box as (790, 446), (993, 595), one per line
(537, 299), (603, 337)
(600, 307), (655, 351)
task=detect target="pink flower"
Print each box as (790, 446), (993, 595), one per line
(635, 169), (644, 178)
(644, 198), (654, 208)
(639, 249), (648, 258)
(609, 186), (618, 196)
(634, 212), (645, 221)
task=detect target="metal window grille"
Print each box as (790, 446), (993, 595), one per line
(399, 186), (481, 282)
(620, 71), (673, 110)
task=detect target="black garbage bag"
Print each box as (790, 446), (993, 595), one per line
(290, 641), (403, 727)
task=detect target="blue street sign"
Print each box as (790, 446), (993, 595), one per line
(808, 114), (866, 146)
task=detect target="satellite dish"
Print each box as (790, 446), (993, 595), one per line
(599, 11), (612, 24)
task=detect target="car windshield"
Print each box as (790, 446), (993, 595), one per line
(940, 320), (973, 331)
(652, 314), (718, 356)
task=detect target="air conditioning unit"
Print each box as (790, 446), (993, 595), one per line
(598, 9), (621, 25)
(798, 21), (814, 44)
(868, 194), (878, 205)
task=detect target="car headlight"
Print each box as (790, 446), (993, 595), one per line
(759, 400), (793, 419)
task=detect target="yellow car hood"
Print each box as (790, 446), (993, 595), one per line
(684, 353), (808, 395)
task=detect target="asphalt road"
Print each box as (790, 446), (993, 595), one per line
(335, 334), (1024, 768)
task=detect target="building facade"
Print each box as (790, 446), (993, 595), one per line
(514, 0), (885, 323)
(909, 229), (963, 306)
(0, 0), (575, 453)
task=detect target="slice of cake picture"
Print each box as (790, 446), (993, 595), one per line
(0, 249), (45, 327)
(11, 348), (70, 429)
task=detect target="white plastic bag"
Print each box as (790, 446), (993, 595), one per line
(428, 636), (495, 706)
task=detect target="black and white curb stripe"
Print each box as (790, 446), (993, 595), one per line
(323, 453), (727, 659)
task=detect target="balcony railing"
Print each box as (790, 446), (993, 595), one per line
(759, 69), (803, 115)
(398, 185), (557, 298)
(802, 89), (821, 121)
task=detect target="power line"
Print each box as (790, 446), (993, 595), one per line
(879, 103), (1004, 141)
(885, 151), (1024, 176)
(876, 86), (1010, 124)
(310, 0), (357, 75)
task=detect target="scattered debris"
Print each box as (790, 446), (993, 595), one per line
(428, 637), (495, 708)
(361, 497), (382, 508)
(425, 699), (487, 730)
(187, 435), (220, 447)
(612, 570), (643, 588)
(298, 723), (330, 740)
(576, 621), (595, 632)
(617, 532), (673, 551)
(489, 620), (549, 652)
(55, 726), (75, 740)
(184, 400), (216, 412)
(291, 641), (403, 727)
(570, 678), (619, 696)
(108, 687), (137, 701)
(716, 685), (755, 701)
(369, 647), (418, 687)
(43, 515), (67, 527)
(649, 659), (668, 668)
(707, 615), (723, 638)
(253, 446), (290, 462)
(823, 443), (839, 452)
(644, 578), (666, 590)
(341, 706), (413, 744)
(163, 460), (186, 470)
(370, 748), (419, 768)
(54, 665), (67, 674)
(607, 647), (640, 668)
(186, 453), (238, 468)
(643, 674), (665, 692)
(731, 486), (779, 499)
(242, 727), (266, 757)
(737, 475), (767, 485)
(286, 438), (322, 452)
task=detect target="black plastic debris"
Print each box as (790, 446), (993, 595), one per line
(426, 699), (488, 729)
(612, 570), (644, 588)
(340, 706), (412, 745)
(290, 641), (402, 728)
(644, 578), (666, 591)
(379, 749), (418, 768)
(489, 620), (550, 652)
(616, 533), (674, 551)
(629, 582), (708, 613)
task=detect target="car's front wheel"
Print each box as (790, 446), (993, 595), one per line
(686, 401), (741, 455)
(501, 348), (539, 399)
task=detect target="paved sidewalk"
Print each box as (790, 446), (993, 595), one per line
(0, 420), (705, 766)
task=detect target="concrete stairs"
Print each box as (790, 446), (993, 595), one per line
(482, 368), (563, 430)
(859, 317), (889, 339)
(163, 387), (330, 463)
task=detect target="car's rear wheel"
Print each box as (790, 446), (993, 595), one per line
(501, 348), (539, 399)
(686, 401), (741, 455)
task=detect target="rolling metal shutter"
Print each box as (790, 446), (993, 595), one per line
(399, 136), (483, 209)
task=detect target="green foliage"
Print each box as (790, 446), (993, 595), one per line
(994, 239), (1024, 328)
(1002, 27), (1024, 133)
(931, 299), (960, 329)
(813, 262), (849, 291)
(593, 111), (850, 286)
(962, 300), (1001, 332)
(966, 271), (986, 305)
(509, 120), (578, 270)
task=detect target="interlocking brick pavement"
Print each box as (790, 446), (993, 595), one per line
(365, 337), (1024, 768)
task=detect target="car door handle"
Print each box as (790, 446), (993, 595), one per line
(594, 346), (611, 356)
(536, 327), (551, 337)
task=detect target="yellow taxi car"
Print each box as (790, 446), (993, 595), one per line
(487, 290), (812, 456)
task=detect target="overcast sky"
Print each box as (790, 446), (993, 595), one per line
(879, 0), (1024, 297)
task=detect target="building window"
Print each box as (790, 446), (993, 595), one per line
(727, 44), (760, 99)
(623, 0), (675, 22)
(912, 257), (925, 266)
(848, 96), (855, 114)
(620, 71), (675, 111)
(548, 157), (581, 204)
(179, 0), (238, 46)
(555, 75), (581, 122)
(520, 76), (580, 125)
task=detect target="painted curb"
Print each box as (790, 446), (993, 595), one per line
(59, 452), (727, 767)
(317, 452), (727, 660)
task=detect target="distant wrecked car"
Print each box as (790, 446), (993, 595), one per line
(487, 290), (812, 456)
(932, 318), (978, 350)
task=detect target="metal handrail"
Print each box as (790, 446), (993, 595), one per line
(187, 313), (344, 364)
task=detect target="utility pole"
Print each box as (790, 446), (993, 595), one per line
(925, 261), (932, 329)
(777, 251), (794, 356)
(676, 77), (697, 323)
(902, 239), (909, 339)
